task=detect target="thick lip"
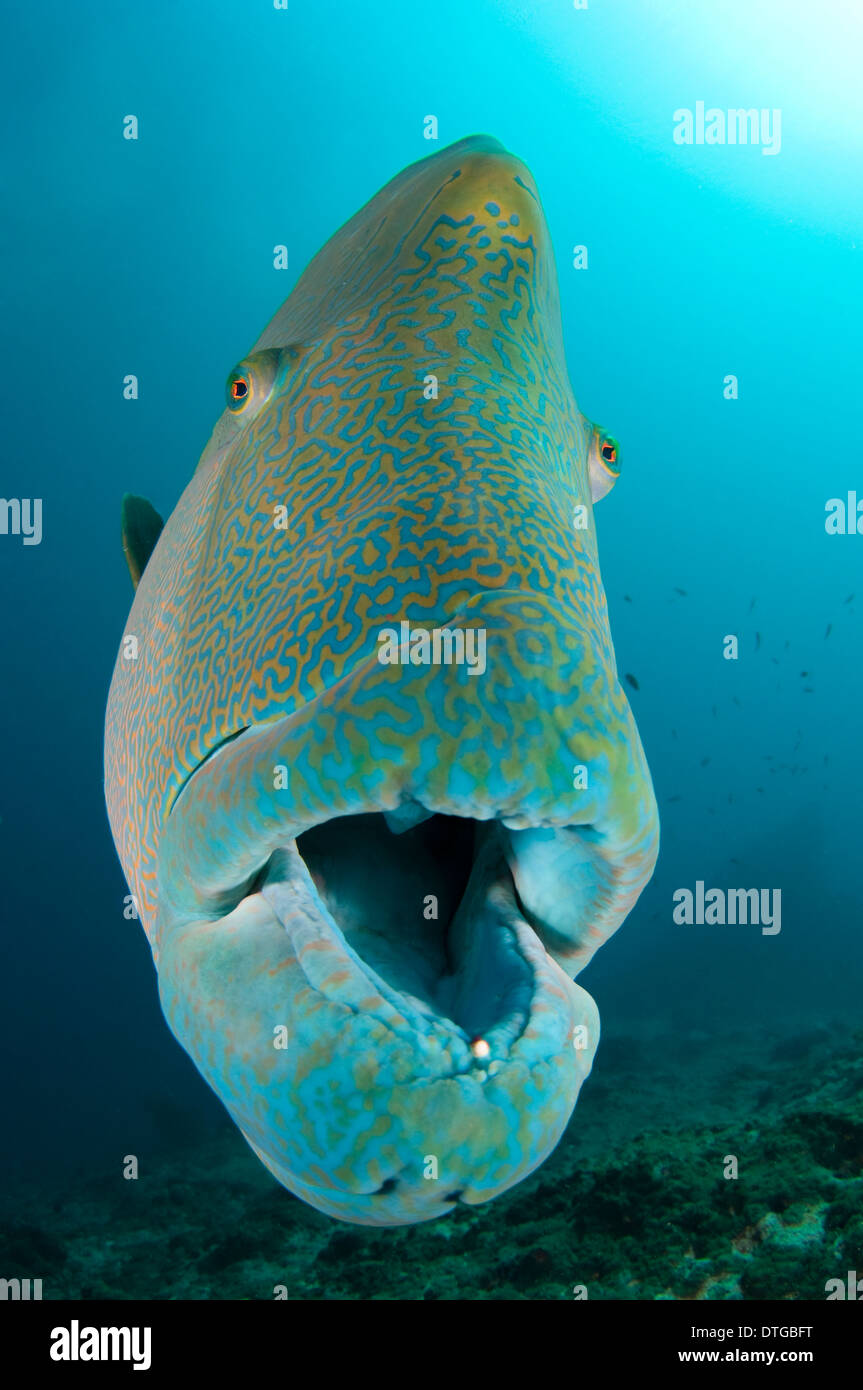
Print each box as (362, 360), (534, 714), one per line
(156, 721), (654, 1067)
(161, 721), (581, 1056)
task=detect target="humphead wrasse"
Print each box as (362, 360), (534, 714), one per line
(105, 135), (659, 1226)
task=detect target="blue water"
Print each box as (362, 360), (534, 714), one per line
(1, 0), (860, 1199)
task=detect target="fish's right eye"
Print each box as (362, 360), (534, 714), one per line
(598, 434), (621, 475)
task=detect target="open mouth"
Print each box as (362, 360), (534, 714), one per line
(158, 702), (651, 1063)
(164, 729), (605, 1062)
(283, 808), (537, 1051)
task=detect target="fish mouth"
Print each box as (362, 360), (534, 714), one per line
(264, 806), (553, 1050)
(153, 591), (658, 1225)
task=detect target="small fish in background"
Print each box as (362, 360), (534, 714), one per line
(825, 623), (832, 639)
(755, 631), (761, 650)
(757, 787), (765, 794)
(673, 587), (687, 597)
(800, 671), (808, 678)
(623, 594), (632, 603)
(749, 597), (757, 613)
(711, 705), (718, 719)
(824, 754), (830, 765)
(770, 657), (779, 665)
(671, 728), (678, 739)
(700, 757), (710, 766)
(730, 857), (739, 864)
(845, 593), (855, 604)
(625, 673), (639, 690)
(803, 687), (815, 693)
(732, 696), (742, 707)
(667, 795), (681, 803)
(784, 640), (790, 650)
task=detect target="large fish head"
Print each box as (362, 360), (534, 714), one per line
(105, 135), (659, 1226)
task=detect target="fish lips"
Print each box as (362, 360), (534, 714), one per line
(153, 589), (658, 1224)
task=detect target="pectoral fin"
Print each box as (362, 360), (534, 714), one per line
(121, 493), (164, 589)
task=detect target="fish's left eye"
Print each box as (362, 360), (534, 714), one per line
(600, 440), (617, 467)
(224, 348), (284, 417)
(228, 375), (250, 409)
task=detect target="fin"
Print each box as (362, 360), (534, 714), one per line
(121, 493), (164, 589)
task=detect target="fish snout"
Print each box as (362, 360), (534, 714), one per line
(153, 586), (656, 1224)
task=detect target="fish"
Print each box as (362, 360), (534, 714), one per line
(699, 757), (710, 766)
(754, 631), (761, 650)
(623, 594), (632, 603)
(748, 597), (757, 613)
(103, 136), (659, 1227)
(673, 587), (687, 597)
(624, 673), (640, 690)
(825, 623), (832, 639)
(845, 593), (855, 604)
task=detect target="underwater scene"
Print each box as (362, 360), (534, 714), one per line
(1, 0), (861, 1320)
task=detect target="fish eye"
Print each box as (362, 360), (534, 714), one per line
(224, 348), (284, 417)
(588, 426), (621, 502)
(226, 368), (253, 413)
(599, 436), (620, 471)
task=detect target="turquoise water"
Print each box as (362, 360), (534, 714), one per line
(1, 0), (860, 1295)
